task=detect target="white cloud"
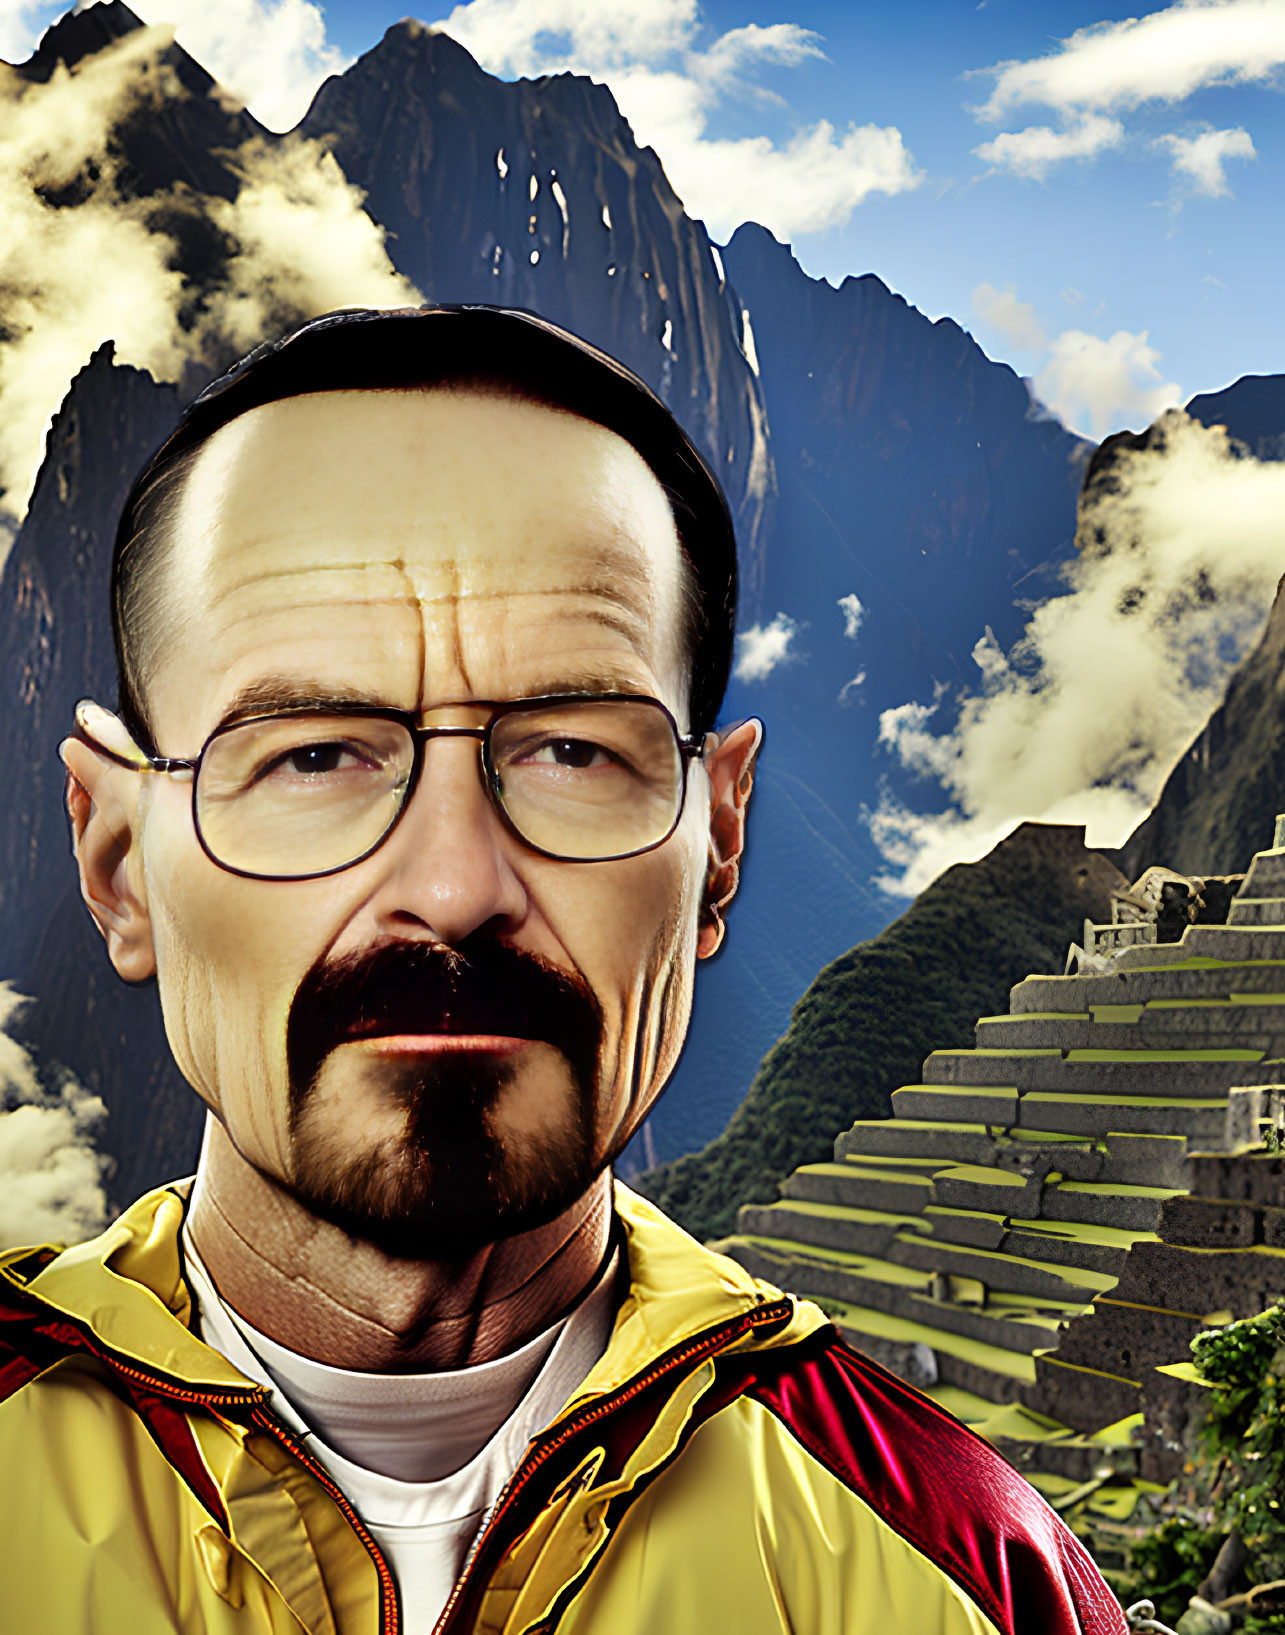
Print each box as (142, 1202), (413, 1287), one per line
(734, 612), (802, 682)
(871, 412), (1285, 896)
(1033, 328), (1181, 439)
(0, 26), (192, 529)
(973, 113), (1123, 179)
(200, 136), (422, 348)
(971, 282), (1046, 354)
(1158, 125), (1256, 196)
(974, 0), (1285, 121)
(0, 983), (110, 1249)
(0, 0), (49, 61)
(0, 27), (418, 545)
(838, 593), (864, 640)
(431, 0), (921, 240)
(429, 0), (701, 72)
(652, 116), (919, 240)
(79, 0), (349, 130)
(693, 21), (824, 93)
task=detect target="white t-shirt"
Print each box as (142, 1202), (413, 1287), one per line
(182, 1229), (618, 1629)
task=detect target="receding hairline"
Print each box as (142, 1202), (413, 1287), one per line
(116, 379), (704, 745)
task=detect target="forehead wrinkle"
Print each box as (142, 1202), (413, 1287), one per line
(204, 557), (421, 611)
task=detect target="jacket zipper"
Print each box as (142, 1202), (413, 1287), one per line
(72, 1296), (791, 1635)
(431, 1297), (793, 1635)
(87, 1342), (401, 1634)
(252, 1406), (401, 1635)
(79, 1342), (265, 1411)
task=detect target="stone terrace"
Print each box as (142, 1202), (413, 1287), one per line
(721, 836), (1285, 1426)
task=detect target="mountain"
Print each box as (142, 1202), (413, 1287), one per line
(1113, 376), (1285, 884)
(662, 223), (1089, 1161)
(1116, 574), (1285, 881)
(1186, 373), (1285, 460)
(3, 7), (1090, 1199)
(717, 221), (1086, 647)
(638, 823), (1124, 1242)
(0, 346), (191, 1195)
(297, 25), (774, 572)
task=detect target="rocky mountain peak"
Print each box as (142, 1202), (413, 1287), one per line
(18, 0), (218, 105)
(1186, 373), (1285, 460)
(18, 0), (144, 74)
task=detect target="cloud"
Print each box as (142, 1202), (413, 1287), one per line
(973, 0), (1285, 122)
(0, 983), (111, 1248)
(200, 136), (422, 348)
(79, 0), (349, 130)
(1158, 125), (1256, 196)
(430, 0), (921, 240)
(0, 27), (418, 544)
(1033, 328), (1181, 439)
(973, 113), (1123, 179)
(734, 612), (803, 682)
(966, 279), (1178, 436)
(0, 26), (191, 526)
(0, 0), (47, 61)
(870, 411), (1285, 895)
(645, 116), (920, 240)
(838, 592), (865, 640)
(429, 0), (702, 71)
(693, 21), (825, 94)
(971, 282), (1046, 354)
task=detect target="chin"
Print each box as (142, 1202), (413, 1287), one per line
(286, 1046), (603, 1259)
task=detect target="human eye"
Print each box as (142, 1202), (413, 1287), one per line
(517, 733), (619, 771)
(261, 736), (376, 781)
(213, 715), (405, 800)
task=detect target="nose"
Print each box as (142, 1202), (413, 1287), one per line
(356, 734), (529, 946)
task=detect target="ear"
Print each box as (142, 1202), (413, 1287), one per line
(60, 719), (157, 983)
(696, 717), (763, 960)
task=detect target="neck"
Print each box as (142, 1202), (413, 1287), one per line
(186, 1116), (615, 1371)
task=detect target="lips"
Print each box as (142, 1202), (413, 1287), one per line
(355, 1034), (533, 1057)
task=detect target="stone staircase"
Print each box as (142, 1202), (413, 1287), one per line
(721, 833), (1285, 1424)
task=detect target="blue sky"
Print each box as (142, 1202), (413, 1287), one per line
(3, 0), (1283, 433)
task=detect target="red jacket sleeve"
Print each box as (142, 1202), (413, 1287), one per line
(748, 1332), (1129, 1635)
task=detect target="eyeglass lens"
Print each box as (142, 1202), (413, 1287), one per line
(194, 699), (685, 877)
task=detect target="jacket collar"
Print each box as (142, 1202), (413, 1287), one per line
(2, 1176), (823, 1395)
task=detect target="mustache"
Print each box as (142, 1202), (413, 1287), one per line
(286, 936), (605, 1104)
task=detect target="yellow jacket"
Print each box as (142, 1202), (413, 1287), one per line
(0, 1181), (1125, 1634)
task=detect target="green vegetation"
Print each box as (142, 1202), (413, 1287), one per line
(636, 825), (1121, 1241)
(1126, 1306), (1285, 1632)
(1123, 1518), (1222, 1614)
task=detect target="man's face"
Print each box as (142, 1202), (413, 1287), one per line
(132, 386), (711, 1255)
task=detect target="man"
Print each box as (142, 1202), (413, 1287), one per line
(0, 306), (1128, 1633)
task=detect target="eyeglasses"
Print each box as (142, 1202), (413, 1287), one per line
(75, 694), (708, 880)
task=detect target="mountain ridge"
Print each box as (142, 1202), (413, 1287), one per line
(3, 6), (1107, 1194)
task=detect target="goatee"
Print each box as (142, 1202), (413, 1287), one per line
(285, 936), (606, 1258)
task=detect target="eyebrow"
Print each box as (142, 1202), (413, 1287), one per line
(213, 673), (661, 733)
(215, 678), (391, 731)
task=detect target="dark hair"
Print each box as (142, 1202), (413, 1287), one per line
(111, 304), (738, 747)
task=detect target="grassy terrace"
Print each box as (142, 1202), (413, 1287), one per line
(751, 1198), (933, 1233)
(722, 855), (1285, 1477)
(1051, 1180), (1181, 1201)
(822, 1296), (1040, 1384)
(732, 1232), (934, 1286)
(893, 1233), (1119, 1293)
(1010, 1215), (1159, 1245)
